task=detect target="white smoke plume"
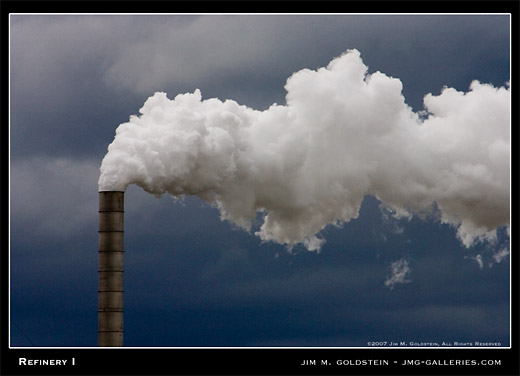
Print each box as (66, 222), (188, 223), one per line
(385, 259), (412, 289)
(99, 49), (510, 251)
(466, 254), (484, 270)
(491, 247), (510, 266)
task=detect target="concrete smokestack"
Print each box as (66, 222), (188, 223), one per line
(98, 191), (124, 346)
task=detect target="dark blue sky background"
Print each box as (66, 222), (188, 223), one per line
(9, 14), (510, 348)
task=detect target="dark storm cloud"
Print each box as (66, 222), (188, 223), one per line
(116, 195), (509, 347)
(9, 14), (510, 348)
(9, 15), (156, 159)
(10, 225), (98, 346)
(98, 15), (510, 93)
(9, 15), (509, 160)
(9, 157), (99, 240)
(9, 191), (510, 346)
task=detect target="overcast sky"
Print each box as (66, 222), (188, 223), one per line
(9, 14), (510, 348)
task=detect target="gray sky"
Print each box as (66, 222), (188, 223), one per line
(9, 14), (510, 357)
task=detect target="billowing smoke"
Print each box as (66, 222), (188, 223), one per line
(385, 259), (412, 289)
(99, 49), (510, 251)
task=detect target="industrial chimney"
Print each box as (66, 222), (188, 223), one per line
(98, 191), (124, 346)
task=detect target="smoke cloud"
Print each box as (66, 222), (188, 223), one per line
(385, 259), (412, 289)
(99, 49), (510, 251)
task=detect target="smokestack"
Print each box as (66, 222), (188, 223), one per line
(98, 191), (124, 346)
